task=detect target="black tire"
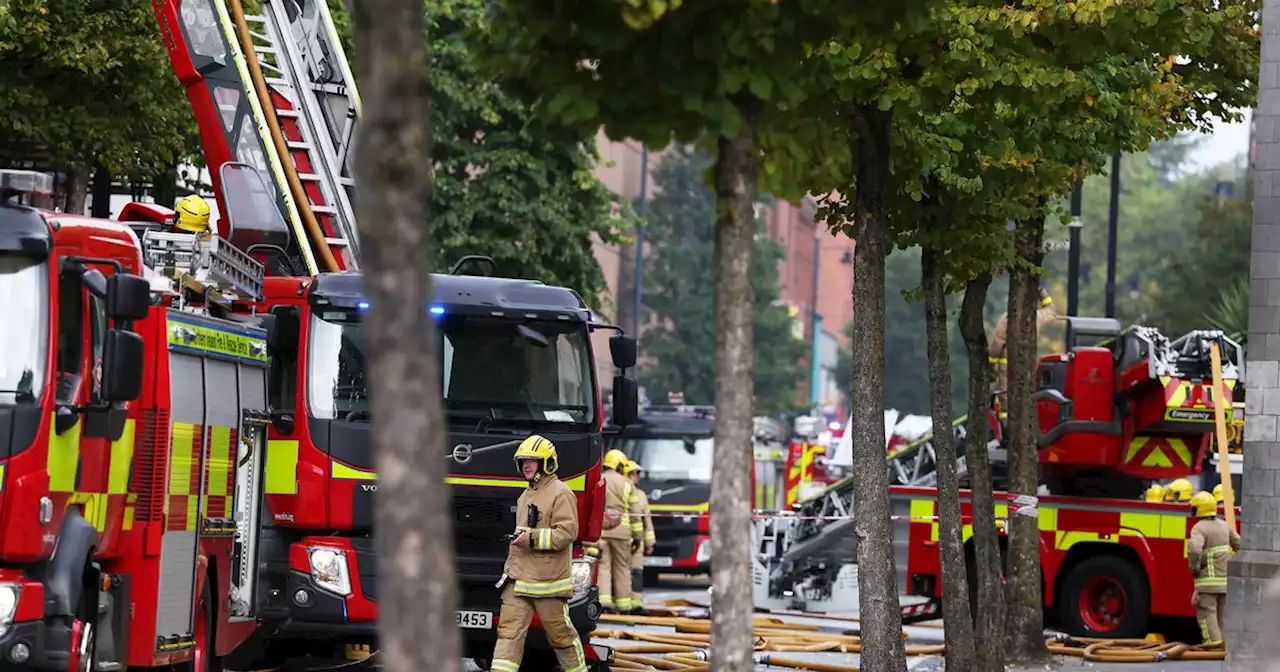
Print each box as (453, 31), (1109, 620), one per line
(642, 569), (660, 587)
(1057, 555), (1150, 639)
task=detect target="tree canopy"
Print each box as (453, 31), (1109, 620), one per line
(637, 148), (810, 414)
(0, 0), (199, 183)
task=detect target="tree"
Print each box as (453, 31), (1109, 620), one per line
(483, 4), (852, 666)
(327, 0), (626, 305)
(638, 148), (810, 413)
(0, 0), (199, 208)
(351, 3), (460, 672)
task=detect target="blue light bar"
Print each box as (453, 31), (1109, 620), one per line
(430, 305), (445, 316)
(357, 301), (370, 310)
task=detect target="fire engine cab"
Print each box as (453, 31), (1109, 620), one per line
(0, 167), (276, 671)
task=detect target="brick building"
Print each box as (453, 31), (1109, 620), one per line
(590, 135), (855, 411)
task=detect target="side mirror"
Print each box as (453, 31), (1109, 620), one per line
(267, 305), (300, 357)
(610, 335), (637, 370)
(612, 376), (638, 427)
(106, 273), (151, 321)
(80, 269), (108, 298)
(101, 329), (144, 402)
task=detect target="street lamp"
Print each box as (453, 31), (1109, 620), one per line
(1067, 179), (1083, 317)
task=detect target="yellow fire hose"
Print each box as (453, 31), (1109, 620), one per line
(599, 600), (1222, 670)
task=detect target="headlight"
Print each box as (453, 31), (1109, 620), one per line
(307, 547), (352, 597)
(570, 558), (594, 602)
(0, 583), (19, 638)
(695, 540), (712, 564)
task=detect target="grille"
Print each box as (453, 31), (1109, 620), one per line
(349, 538), (378, 602)
(131, 409), (171, 521)
(454, 497), (511, 526)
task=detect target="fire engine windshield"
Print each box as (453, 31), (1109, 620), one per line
(307, 313), (596, 426)
(0, 255), (48, 404)
(632, 437), (715, 482)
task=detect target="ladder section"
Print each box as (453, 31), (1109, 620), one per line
(239, 0), (361, 270)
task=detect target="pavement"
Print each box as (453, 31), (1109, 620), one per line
(245, 573), (1224, 671)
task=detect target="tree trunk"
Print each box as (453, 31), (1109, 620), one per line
(63, 165), (89, 214)
(352, 3), (461, 672)
(958, 273), (1005, 672)
(90, 162), (112, 218)
(846, 102), (907, 671)
(1003, 216), (1049, 664)
(708, 122), (759, 672)
(152, 161), (179, 208)
(921, 247), (975, 672)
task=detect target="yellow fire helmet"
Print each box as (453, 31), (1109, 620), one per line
(1144, 484), (1167, 503)
(1190, 490), (1218, 519)
(1213, 483), (1224, 504)
(624, 460), (643, 477)
(514, 434), (558, 481)
(1166, 478), (1194, 503)
(603, 448), (629, 471)
(174, 194), (212, 233)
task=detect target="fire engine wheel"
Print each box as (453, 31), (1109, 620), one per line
(1058, 555), (1150, 639)
(189, 581), (224, 672)
(67, 618), (94, 672)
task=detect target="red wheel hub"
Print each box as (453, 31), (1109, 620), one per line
(1079, 575), (1127, 633)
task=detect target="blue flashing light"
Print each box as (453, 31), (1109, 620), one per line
(429, 305), (445, 316)
(357, 301), (370, 310)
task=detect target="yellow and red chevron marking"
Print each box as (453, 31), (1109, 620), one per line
(1161, 377), (1236, 423)
(1123, 436), (1193, 470)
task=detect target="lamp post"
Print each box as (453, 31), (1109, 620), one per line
(633, 147), (649, 345)
(1067, 180), (1083, 316)
(1105, 152), (1121, 318)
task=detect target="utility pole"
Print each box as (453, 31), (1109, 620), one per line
(1067, 181), (1082, 316)
(1104, 152), (1121, 318)
(633, 147), (649, 347)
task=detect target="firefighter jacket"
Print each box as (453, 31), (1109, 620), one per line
(634, 487), (656, 548)
(1187, 516), (1240, 594)
(989, 298), (1059, 362)
(504, 474), (579, 599)
(602, 469), (643, 542)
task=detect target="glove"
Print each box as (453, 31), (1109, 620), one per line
(631, 539), (641, 553)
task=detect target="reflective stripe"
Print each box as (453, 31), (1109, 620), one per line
(535, 528), (553, 550)
(513, 578), (573, 596)
(989, 357), (1007, 364)
(644, 532), (656, 544)
(492, 659), (519, 672)
(615, 596), (634, 610)
(562, 603), (587, 672)
(107, 419), (137, 495)
(265, 439), (299, 495)
(1196, 544), (1233, 589)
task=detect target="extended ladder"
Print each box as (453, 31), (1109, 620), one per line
(239, 0), (362, 270)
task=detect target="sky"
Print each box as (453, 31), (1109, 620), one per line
(1185, 109), (1253, 174)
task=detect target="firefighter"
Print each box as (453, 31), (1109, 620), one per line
(599, 449), (643, 614)
(1187, 490), (1240, 647)
(173, 194), (213, 234)
(989, 287), (1057, 410)
(491, 435), (586, 672)
(625, 460), (656, 615)
(1144, 484), (1167, 503)
(1166, 478), (1194, 503)
(1213, 483), (1225, 504)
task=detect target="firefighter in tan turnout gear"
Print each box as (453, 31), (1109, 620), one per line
(599, 449), (644, 613)
(1187, 490), (1240, 647)
(989, 287), (1057, 409)
(626, 460), (657, 614)
(491, 435), (586, 672)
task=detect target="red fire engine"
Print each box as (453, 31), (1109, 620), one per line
(0, 168), (277, 671)
(149, 0), (632, 669)
(903, 317), (1243, 637)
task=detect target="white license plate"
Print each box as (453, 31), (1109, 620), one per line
(456, 610), (493, 629)
(644, 556), (674, 567)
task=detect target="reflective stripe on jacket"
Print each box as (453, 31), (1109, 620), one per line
(634, 488), (656, 545)
(505, 474), (579, 598)
(1188, 517), (1240, 594)
(602, 469), (637, 541)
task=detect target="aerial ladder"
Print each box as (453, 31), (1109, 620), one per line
(150, 0), (362, 276)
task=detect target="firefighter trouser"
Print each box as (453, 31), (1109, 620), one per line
(991, 358), (1007, 411)
(1196, 591), (1227, 645)
(491, 584), (585, 672)
(629, 543), (645, 606)
(597, 538), (634, 611)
